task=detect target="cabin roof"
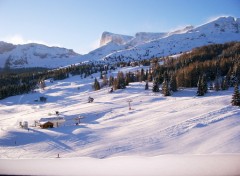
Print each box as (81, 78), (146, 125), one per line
(39, 121), (54, 125)
(39, 116), (65, 122)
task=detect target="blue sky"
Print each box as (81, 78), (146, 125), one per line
(0, 0), (239, 54)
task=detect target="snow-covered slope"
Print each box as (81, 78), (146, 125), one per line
(81, 42), (127, 62)
(103, 17), (240, 62)
(126, 32), (167, 47)
(0, 42), (82, 68)
(1, 155), (240, 176)
(0, 66), (239, 159)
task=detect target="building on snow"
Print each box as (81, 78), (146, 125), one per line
(39, 116), (65, 128)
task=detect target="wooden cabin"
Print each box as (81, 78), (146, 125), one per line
(39, 121), (54, 129)
(39, 116), (65, 128)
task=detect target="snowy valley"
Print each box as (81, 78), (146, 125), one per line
(0, 16), (240, 176)
(0, 65), (240, 175)
(0, 71), (240, 159)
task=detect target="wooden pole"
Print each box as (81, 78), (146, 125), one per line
(127, 100), (132, 110)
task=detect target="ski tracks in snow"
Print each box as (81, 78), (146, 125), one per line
(162, 105), (238, 138)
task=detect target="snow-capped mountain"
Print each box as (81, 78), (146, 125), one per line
(100, 31), (134, 47)
(126, 32), (167, 48)
(1, 16), (239, 69)
(103, 16), (240, 62)
(0, 42), (81, 69)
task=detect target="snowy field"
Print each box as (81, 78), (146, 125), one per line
(0, 66), (240, 175)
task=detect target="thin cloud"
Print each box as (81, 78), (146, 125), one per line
(78, 38), (100, 54)
(169, 24), (192, 33)
(3, 34), (61, 47)
(205, 14), (233, 23)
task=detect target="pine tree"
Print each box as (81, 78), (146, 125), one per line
(145, 81), (149, 90)
(202, 74), (208, 93)
(117, 71), (126, 89)
(214, 76), (220, 91)
(161, 72), (170, 96)
(145, 70), (149, 82)
(140, 68), (145, 82)
(170, 74), (177, 92)
(113, 78), (118, 90)
(197, 76), (204, 96)
(102, 75), (108, 87)
(231, 83), (240, 106)
(221, 76), (229, 90)
(152, 79), (160, 92)
(125, 73), (130, 86)
(162, 77), (171, 96)
(109, 76), (114, 87)
(148, 71), (153, 82)
(93, 78), (100, 91)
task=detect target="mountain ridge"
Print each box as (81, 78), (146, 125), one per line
(0, 42), (81, 69)
(1, 16), (240, 69)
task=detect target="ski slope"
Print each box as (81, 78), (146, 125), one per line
(0, 66), (239, 160)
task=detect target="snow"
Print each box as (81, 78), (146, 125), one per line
(0, 16), (240, 175)
(0, 42), (81, 68)
(0, 65), (240, 174)
(104, 17), (240, 62)
(0, 67), (240, 157)
(100, 31), (134, 46)
(1, 155), (240, 176)
(1, 16), (240, 68)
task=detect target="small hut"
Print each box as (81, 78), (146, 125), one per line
(39, 116), (65, 128)
(39, 121), (54, 129)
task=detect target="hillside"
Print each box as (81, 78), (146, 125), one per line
(1, 16), (240, 69)
(0, 65), (239, 159)
(0, 42), (81, 69)
(104, 17), (240, 62)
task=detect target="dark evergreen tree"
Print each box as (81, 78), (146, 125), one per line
(202, 74), (208, 93)
(231, 83), (240, 106)
(102, 75), (108, 87)
(152, 79), (160, 92)
(145, 70), (149, 82)
(148, 71), (153, 82)
(170, 74), (177, 92)
(162, 76), (171, 96)
(125, 73), (130, 86)
(145, 81), (149, 90)
(117, 71), (126, 89)
(197, 76), (204, 96)
(214, 76), (220, 91)
(113, 78), (118, 90)
(93, 78), (100, 91)
(109, 75), (114, 87)
(140, 68), (145, 82)
(221, 76), (229, 90)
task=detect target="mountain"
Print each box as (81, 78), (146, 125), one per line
(1, 16), (239, 69)
(0, 42), (81, 69)
(100, 32), (134, 47)
(103, 16), (240, 62)
(126, 32), (167, 48)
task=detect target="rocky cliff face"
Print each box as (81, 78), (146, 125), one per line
(100, 32), (134, 46)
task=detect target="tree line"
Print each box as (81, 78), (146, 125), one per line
(0, 42), (239, 101)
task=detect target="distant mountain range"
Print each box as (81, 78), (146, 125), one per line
(0, 16), (240, 69)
